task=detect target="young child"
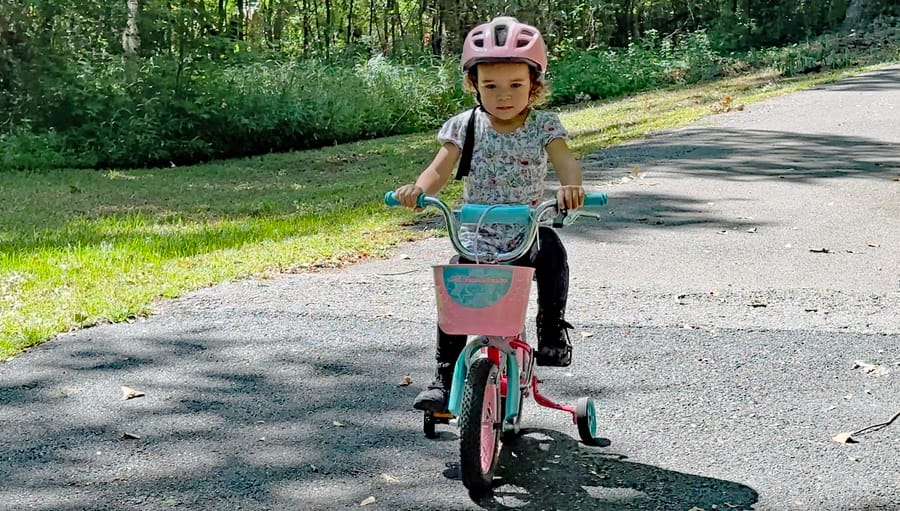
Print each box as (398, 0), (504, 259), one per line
(393, 16), (585, 412)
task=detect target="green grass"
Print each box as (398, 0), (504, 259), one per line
(0, 64), (891, 360)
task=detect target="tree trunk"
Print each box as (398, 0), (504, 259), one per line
(439, 0), (463, 57)
(347, 0), (354, 44)
(842, 0), (884, 30)
(122, 0), (140, 54)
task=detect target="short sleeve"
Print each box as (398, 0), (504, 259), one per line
(539, 111), (569, 147)
(437, 111), (469, 149)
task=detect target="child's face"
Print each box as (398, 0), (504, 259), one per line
(475, 62), (533, 122)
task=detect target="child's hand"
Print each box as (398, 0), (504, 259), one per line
(395, 184), (426, 211)
(557, 185), (585, 210)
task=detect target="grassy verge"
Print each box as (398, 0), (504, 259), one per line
(0, 64), (891, 360)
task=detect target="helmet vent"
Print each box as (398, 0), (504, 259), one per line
(515, 38), (529, 48)
(494, 26), (508, 46)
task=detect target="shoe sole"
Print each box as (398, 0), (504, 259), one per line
(414, 401), (450, 413)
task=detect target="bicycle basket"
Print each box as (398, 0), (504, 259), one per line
(433, 264), (534, 336)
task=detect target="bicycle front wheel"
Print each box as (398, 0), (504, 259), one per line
(458, 357), (502, 496)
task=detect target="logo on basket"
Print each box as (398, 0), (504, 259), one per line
(442, 267), (513, 308)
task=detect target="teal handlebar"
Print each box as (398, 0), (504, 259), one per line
(384, 191), (425, 209)
(583, 193), (607, 208)
(385, 191), (608, 211)
(383, 190), (608, 262)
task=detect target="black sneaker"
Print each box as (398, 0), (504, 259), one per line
(536, 320), (574, 367)
(413, 385), (450, 412)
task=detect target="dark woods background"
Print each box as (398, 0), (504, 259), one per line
(1, 0), (898, 168)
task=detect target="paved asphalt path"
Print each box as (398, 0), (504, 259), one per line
(2, 66), (899, 511)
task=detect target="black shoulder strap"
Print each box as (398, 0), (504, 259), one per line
(455, 106), (479, 180)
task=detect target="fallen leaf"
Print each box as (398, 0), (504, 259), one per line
(853, 360), (890, 376)
(399, 254), (411, 260)
(867, 243), (880, 248)
(398, 374), (412, 386)
(60, 386), (82, 397)
(809, 248), (831, 253)
(747, 227), (758, 233)
(360, 496), (376, 506)
(333, 421), (345, 427)
(832, 432), (857, 444)
(688, 507), (706, 511)
(580, 331), (594, 339)
(121, 386), (145, 400)
(750, 302), (767, 308)
(120, 432), (141, 440)
(381, 473), (400, 484)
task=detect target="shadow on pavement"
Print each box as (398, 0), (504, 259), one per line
(477, 428), (758, 511)
(0, 324), (435, 510)
(813, 65), (900, 92)
(582, 128), (899, 184)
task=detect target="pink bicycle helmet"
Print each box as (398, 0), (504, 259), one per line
(461, 17), (547, 73)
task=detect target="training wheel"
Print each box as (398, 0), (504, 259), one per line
(575, 397), (602, 446)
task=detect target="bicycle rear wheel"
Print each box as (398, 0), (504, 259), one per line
(458, 357), (501, 496)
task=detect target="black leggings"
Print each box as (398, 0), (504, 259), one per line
(433, 226), (569, 371)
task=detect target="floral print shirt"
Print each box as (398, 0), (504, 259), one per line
(438, 107), (568, 256)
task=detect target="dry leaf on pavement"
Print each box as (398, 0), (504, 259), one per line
(360, 496), (376, 506)
(831, 432), (857, 444)
(121, 386), (145, 400)
(853, 360), (890, 376)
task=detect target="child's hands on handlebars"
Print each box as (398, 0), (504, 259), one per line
(394, 184), (426, 211)
(557, 185), (586, 211)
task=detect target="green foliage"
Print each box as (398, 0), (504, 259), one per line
(739, 17), (900, 75)
(551, 21), (899, 103)
(551, 30), (724, 103)
(0, 127), (77, 170)
(0, 54), (470, 169)
(1, 0), (899, 170)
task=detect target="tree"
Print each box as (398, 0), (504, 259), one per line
(843, 0), (891, 29)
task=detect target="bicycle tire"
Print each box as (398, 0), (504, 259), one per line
(459, 357), (501, 495)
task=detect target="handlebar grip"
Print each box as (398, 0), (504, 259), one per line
(384, 191), (401, 207)
(384, 191), (426, 209)
(583, 193), (608, 208)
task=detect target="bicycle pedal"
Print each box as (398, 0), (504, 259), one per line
(432, 411), (454, 419)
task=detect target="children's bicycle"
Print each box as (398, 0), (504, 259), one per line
(385, 191), (608, 496)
